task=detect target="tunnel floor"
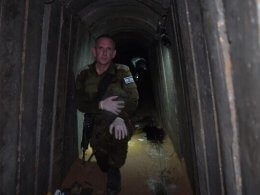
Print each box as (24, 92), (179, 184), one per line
(61, 130), (192, 195)
(120, 131), (193, 195)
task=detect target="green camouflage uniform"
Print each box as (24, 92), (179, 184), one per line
(76, 62), (139, 170)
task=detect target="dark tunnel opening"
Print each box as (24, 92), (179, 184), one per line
(113, 32), (168, 145)
(113, 32), (157, 123)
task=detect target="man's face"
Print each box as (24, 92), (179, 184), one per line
(92, 37), (116, 66)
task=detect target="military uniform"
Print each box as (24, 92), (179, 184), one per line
(76, 62), (139, 171)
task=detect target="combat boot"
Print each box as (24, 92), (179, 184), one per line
(107, 168), (121, 195)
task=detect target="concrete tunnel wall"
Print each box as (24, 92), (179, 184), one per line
(172, 0), (260, 194)
(0, 1), (79, 194)
(72, 24), (95, 154)
(150, 43), (180, 155)
(0, 0), (260, 194)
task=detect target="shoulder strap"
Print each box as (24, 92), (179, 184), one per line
(96, 72), (114, 101)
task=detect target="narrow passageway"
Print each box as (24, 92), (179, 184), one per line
(106, 35), (192, 194)
(1, 0), (259, 194)
(70, 1), (194, 192)
(68, 24), (193, 193)
(110, 31), (192, 194)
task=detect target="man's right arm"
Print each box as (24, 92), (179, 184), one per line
(76, 70), (125, 115)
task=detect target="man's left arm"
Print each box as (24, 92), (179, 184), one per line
(118, 69), (139, 120)
(108, 68), (139, 140)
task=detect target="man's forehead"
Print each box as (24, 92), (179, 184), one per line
(96, 37), (115, 47)
(97, 37), (112, 42)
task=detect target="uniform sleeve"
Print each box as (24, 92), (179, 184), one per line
(118, 69), (139, 120)
(75, 70), (100, 113)
(100, 68), (139, 126)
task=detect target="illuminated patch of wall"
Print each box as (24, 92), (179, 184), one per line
(258, 0), (260, 37)
(152, 42), (180, 154)
(72, 23), (95, 154)
(73, 24), (95, 74)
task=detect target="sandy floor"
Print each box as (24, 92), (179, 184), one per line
(120, 132), (193, 195)
(61, 132), (193, 195)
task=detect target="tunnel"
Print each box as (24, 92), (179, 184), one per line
(0, 0), (260, 195)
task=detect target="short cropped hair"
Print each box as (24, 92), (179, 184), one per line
(95, 34), (116, 49)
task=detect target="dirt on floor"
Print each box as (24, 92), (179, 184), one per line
(60, 133), (193, 195)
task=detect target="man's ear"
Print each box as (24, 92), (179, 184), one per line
(92, 48), (96, 58)
(112, 49), (117, 59)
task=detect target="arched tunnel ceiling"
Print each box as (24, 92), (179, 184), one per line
(80, 7), (156, 36)
(69, 0), (170, 15)
(68, 0), (171, 44)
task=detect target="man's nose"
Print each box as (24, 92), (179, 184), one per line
(103, 49), (108, 55)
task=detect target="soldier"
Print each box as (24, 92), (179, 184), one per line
(76, 34), (139, 194)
